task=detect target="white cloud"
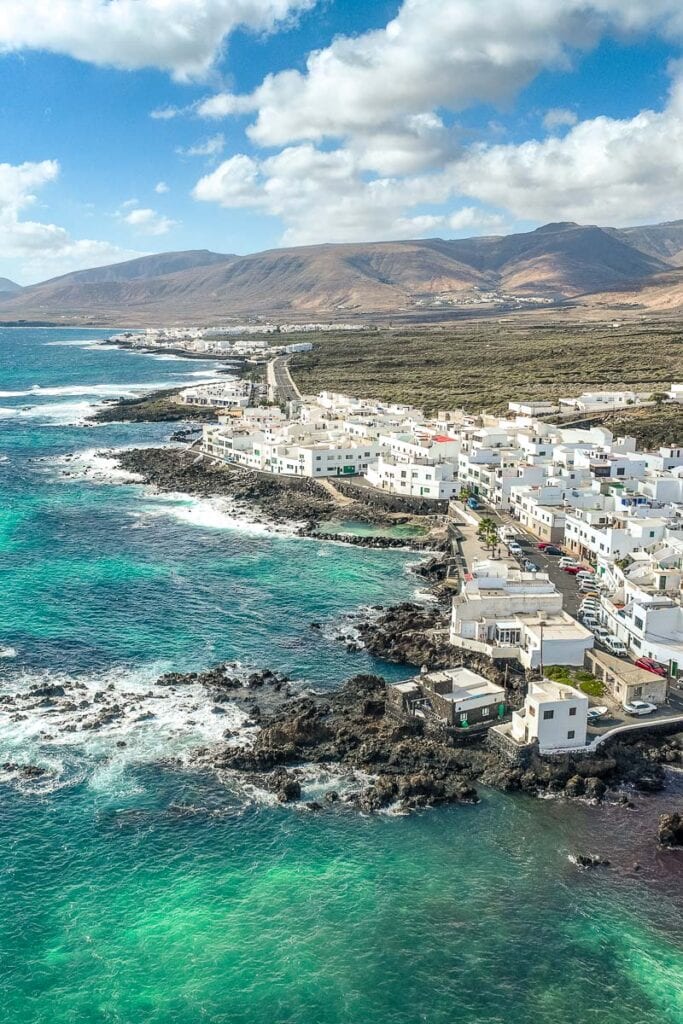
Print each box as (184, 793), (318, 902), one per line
(154, 181), (170, 194)
(196, 0), (683, 173)
(451, 77), (683, 225)
(0, 159), (141, 282)
(176, 134), (225, 158)
(543, 107), (578, 130)
(193, 144), (504, 244)
(122, 207), (177, 236)
(0, 0), (317, 81)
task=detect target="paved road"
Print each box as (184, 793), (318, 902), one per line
(270, 356), (301, 403)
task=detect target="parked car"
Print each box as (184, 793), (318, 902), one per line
(575, 571), (595, 582)
(623, 699), (657, 716)
(581, 615), (600, 631)
(544, 545), (563, 555)
(559, 557), (576, 568)
(593, 627), (611, 645)
(563, 565), (584, 575)
(579, 580), (601, 592)
(508, 541), (522, 555)
(580, 596), (600, 608)
(523, 560), (538, 573)
(633, 657), (667, 678)
(537, 541), (551, 550)
(604, 635), (627, 657)
(466, 496), (480, 510)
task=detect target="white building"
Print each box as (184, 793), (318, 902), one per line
(510, 678), (588, 752)
(450, 561), (593, 669)
(365, 456), (459, 500)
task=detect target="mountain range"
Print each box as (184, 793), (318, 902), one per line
(3, 220), (683, 324)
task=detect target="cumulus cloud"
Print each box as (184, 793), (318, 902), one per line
(122, 207), (177, 235)
(0, 159), (141, 282)
(0, 0), (317, 81)
(196, 0), (683, 173)
(193, 144), (505, 244)
(176, 134), (225, 158)
(154, 181), (170, 194)
(451, 77), (683, 225)
(543, 107), (579, 130)
(189, 1), (683, 244)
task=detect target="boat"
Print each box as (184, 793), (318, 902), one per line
(586, 705), (609, 721)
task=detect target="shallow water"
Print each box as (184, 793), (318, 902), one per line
(1, 328), (682, 1024)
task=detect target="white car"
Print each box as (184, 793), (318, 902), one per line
(623, 699), (657, 716)
(593, 627), (611, 645)
(580, 599), (600, 613)
(559, 557), (576, 568)
(575, 571), (595, 583)
(604, 635), (627, 657)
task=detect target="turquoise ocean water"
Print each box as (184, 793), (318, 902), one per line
(0, 328), (681, 1023)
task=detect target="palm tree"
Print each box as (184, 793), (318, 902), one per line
(477, 516), (498, 553)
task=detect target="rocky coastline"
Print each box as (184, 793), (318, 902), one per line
(182, 666), (683, 814)
(114, 446), (447, 544)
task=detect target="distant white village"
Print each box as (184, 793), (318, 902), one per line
(110, 323), (368, 359)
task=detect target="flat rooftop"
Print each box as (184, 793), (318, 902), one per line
(419, 667), (504, 702)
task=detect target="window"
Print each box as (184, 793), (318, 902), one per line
(634, 617), (644, 630)
(569, 707), (577, 717)
(543, 709), (554, 720)
(567, 730), (575, 740)
(481, 707), (490, 717)
(459, 712), (468, 723)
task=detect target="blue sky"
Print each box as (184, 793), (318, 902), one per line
(1, 0), (683, 283)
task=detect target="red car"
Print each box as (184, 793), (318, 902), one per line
(563, 564), (585, 575)
(634, 657), (667, 678)
(538, 541), (551, 550)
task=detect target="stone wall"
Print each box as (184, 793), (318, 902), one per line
(331, 478), (449, 515)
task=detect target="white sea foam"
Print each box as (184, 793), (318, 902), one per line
(0, 646), (17, 658)
(0, 662), (253, 794)
(0, 377), (219, 399)
(50, 448), (145, 484)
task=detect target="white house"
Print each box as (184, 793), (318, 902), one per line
(509, 678), (589, 752)
(450, 561), (593, 668)
(365, 455), (459, 500)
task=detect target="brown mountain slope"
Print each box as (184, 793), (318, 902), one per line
(0, 220), (680, 323)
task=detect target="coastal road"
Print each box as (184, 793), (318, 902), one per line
(269, 356), (301, 403)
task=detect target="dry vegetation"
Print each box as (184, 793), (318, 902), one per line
(290, 321), (683, 415)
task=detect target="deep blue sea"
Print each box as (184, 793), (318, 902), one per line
(0, 328), (681, 1024)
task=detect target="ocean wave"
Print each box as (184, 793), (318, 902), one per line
(49, 448), (146, 484)
(0, 645), (17, 658)
(0, 377), (219, 400)
(0, 400), (101, 425)
(0, 662), (253, 795)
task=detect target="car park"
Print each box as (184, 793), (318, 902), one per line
(633, 657), (667, 677)
(623, 699), (658, 716)
(604, 635), (627, 657)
